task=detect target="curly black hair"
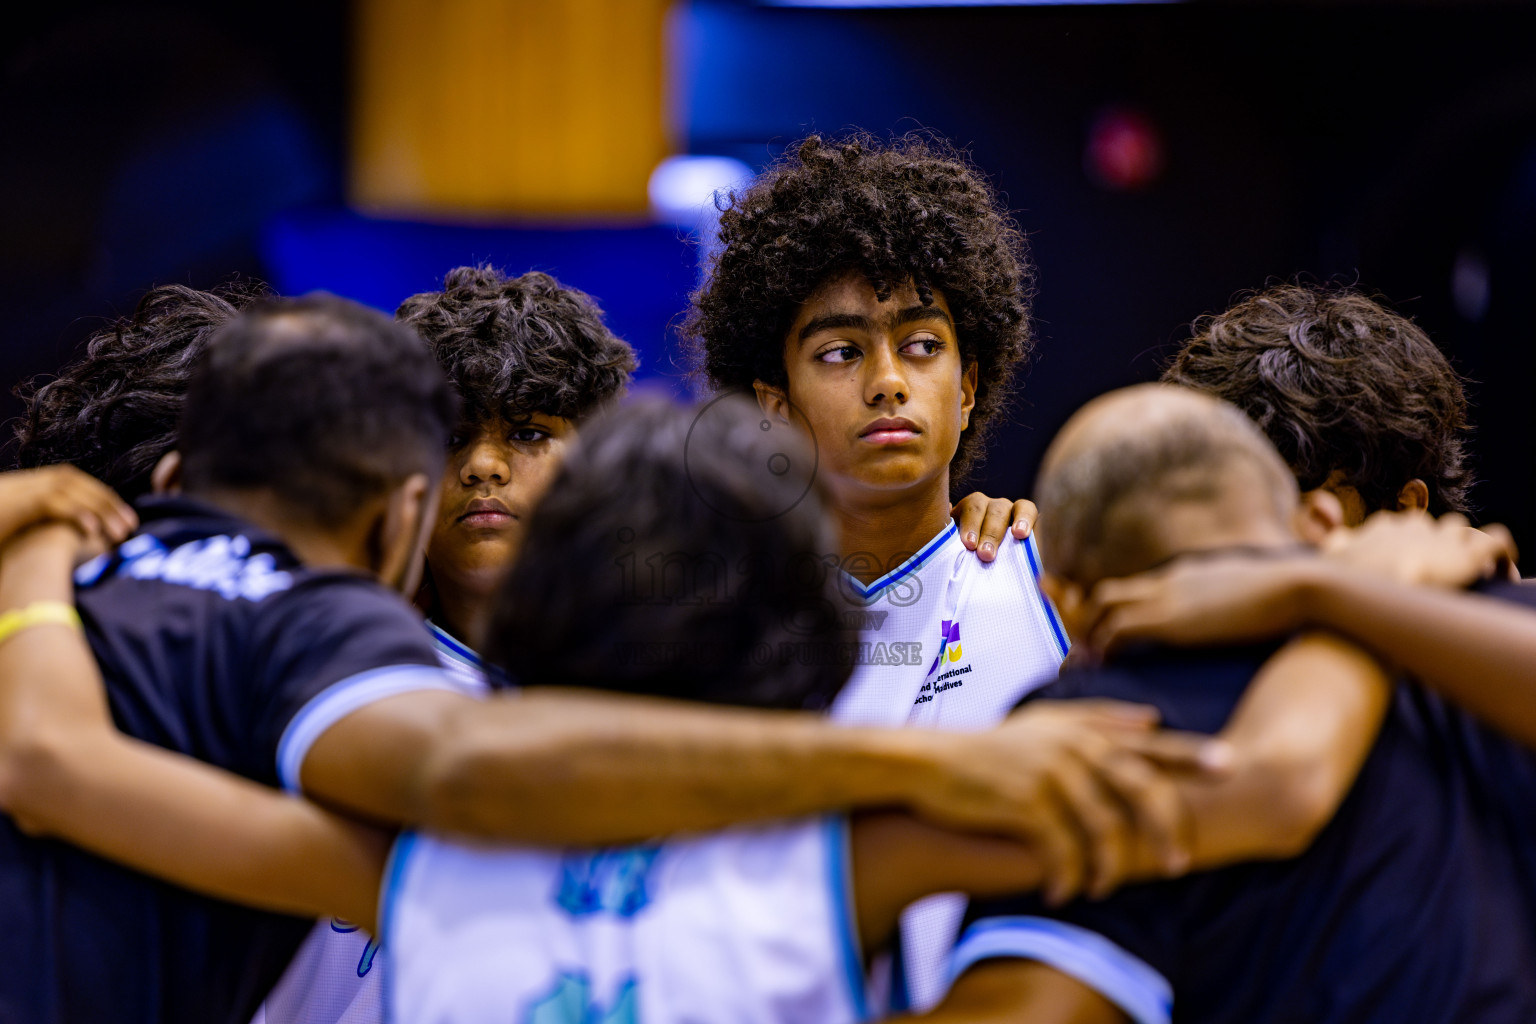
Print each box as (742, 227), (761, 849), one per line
(11, 282), (268, 500)
(684, 133), (1034, 480)
(1162, 283), (1473, 515)
(488, 396), (852, 711)
(395, 266), (637, 428)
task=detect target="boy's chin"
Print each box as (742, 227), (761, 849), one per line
(835, 456), (948, 495)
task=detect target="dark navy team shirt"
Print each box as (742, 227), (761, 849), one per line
(0, 496), (452, 1024)
(955, 581), (1536, 1024)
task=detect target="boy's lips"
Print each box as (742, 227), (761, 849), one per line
(458, 497), (515, 527)
(859, 417), (922, 445)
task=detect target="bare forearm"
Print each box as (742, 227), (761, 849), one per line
(1302, 567), (1536, 747)
(851, 812), (1043, 955)
(0, 529), (385, 930)
(417, 688), (941, 843)
(1104, 632), (1391, 882)
(14, 724), (385, 928)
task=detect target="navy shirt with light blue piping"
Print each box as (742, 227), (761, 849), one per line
(956, 581), (1536, 1024)
(0, 496), (452, 1024)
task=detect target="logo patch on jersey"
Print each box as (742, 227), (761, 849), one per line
(555, 847), (663, 918)
(916, 619), (972, 705)
(524, 973), (638, 1024)
(926, 619), (963, 674)
(105, 533), (293, 602)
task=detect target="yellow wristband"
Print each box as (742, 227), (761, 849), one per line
(0, 601), (82, 647)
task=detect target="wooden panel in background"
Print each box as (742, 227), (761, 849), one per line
(352, 0), (669, 219)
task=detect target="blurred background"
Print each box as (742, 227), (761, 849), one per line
(5, 0), (1536, 551)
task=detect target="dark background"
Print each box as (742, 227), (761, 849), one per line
(5, 1), (1535, 553)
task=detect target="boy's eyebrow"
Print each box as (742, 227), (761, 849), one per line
(797, 312), (872, 342)
(896, 305), (954, 329)
(796, 305), (953, 344)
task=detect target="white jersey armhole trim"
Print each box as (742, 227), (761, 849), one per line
(950, 915), (1171, 1024)
(276, 665), (464, 792)
(1019, 532), (1071, 661)
(824, 815), (872, 1021)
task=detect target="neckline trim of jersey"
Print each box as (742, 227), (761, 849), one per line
(840, 520), (960, 603)
(426, 619), (482, 670)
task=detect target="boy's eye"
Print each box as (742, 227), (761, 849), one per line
(900, 335), (944, 357)
(816, 344), (861, 364)
(509, 427), (550, 443)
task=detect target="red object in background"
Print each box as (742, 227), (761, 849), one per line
(1086, 107), (1165, 191)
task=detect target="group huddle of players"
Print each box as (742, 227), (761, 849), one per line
(1, 132), (1534, 1024)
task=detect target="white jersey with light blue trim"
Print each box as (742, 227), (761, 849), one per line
(384, 817), (867, 1024)
(828, 520), (1068, 1012)
(252, 623), (491, 1024)
(426, 620), (495, 696)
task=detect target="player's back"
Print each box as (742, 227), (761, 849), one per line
(957, 638), (1536, 1024)
(384, 818), (867, 1024)
(0, 496), (445, 1024)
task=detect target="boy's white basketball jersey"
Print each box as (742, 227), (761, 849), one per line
(829, 521), (1069, 1011)
(252, 622), (491, 1024)
(383, 817), (867, 1024)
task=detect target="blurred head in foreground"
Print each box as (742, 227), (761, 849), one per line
(1034, 384), (1320, 637)
(488, 396), (852, 711)
(178, 292), (456, 590)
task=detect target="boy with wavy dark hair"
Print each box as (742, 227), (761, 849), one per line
(11, 282), (266, 498)
(394, 265), (637, 659)
(687, 132), (1067, 1009)
(1162, 283), (1473, 523)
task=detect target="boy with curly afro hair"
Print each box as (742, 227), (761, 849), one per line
(1162, 283), (1473, 527)
(688, 132), (1032, 483)
(688, 132), (1070, 1011)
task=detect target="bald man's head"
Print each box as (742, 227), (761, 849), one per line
(1036, 385), (1300, 586)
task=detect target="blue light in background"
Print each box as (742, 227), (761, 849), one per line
(648, 155), (755, 228)
(260, 209), (700, 391)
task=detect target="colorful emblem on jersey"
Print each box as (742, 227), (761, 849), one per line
(556, 846), (663, 918)
(524, 973), (638, 1024)
(926, 619), (963, 674)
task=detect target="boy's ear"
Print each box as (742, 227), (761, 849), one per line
(959, 361), (978, 431)
(1295, 487), (1346, 546)
(1038, 572), (1086, 644)
(372, 473), (438, 594)
(150, 452), (183, 495)
(1396, 478), (1430, 513)
(753, 380), (792, 425)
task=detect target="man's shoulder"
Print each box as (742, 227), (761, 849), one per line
(79, 496), (414, 625)
(1474, 577), (1536, 610)
(78, 496), (305, 607)
(1031, 643), (1284, 734)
